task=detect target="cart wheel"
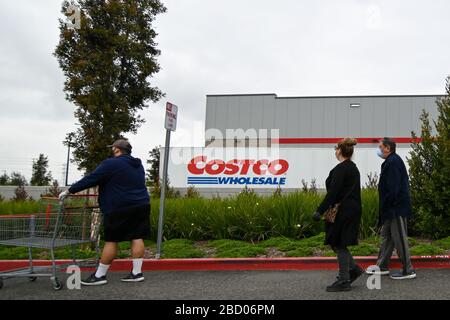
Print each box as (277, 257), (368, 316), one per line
(29, 277), (37, 282)
(52, 278), (63, 291)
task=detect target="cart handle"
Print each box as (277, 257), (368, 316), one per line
(0, 214), (39, 218)
(40, 194), (99, 201)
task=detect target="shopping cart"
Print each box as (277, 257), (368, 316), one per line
(0, 194), (102, 290)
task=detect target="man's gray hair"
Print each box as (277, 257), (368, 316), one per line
(381, 137), (396, 153)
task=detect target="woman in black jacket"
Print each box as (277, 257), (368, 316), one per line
(312, 138), (363, 292)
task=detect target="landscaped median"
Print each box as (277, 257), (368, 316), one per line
(1, 233), (450, 260)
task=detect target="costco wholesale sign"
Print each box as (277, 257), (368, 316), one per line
(160, 147), (412, 189)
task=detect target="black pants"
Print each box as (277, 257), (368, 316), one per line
(331, 245), (357, 281)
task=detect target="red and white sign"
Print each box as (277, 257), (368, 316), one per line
(165, 102), (178, 131)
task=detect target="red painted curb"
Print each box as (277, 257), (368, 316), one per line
(0, 256), (448, 272)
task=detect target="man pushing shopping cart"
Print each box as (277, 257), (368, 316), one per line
(59, 139), (151, 286)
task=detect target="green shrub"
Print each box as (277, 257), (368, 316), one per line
(410, 244), (446, 256)
(185, 186), (201, 198)
(0, 200), (41, 215)
(348, 243), (378, 256)
(359, 189), (379, 239)
(259, 237), (301, 251)
(434, 236), (450, 250)
(285, 247), (315, 257)
(161, 239), (205, 258)
(209, 239), (266, 258)
(148, 190), (380, 241)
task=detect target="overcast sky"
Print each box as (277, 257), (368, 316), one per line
(0, 0), (449, 184)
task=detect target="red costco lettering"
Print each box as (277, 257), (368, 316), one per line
(187, 157), (289, 175)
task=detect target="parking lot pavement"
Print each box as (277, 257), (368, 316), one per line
(1, 269), (449, 300)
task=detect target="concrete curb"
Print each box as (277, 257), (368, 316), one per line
(0, 256), (449, 272)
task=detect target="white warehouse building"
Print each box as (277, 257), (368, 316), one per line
(164, 94), (443, 197)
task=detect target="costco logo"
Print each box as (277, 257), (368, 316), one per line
(187, 156), (289, 185)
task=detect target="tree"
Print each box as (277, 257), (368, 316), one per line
(150, 175), (180, 198)
(408, 77), (450, 239)
(185, 185), (200, 198)
(30, 154), (53, 186)
(54, 0), (166, 173)
(41, 180), (63, 198)
(145, 145), (179, 198)
(146, 145), (161, 186)
(13, 186), (30, 201)
(0, 171), (9, 185)
(9, 172), (27, 186)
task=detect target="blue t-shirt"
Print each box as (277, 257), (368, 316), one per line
(69, 155), (150, 214)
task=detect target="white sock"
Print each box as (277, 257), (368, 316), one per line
(132, 258), (143, 275)
(95, 263), (110, 278)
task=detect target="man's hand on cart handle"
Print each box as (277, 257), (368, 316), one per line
(58, 190), (70, 201)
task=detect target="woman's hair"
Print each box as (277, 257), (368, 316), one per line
(337, 138), (358, 158)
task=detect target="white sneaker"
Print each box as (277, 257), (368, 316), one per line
(365, 265), (390, 275)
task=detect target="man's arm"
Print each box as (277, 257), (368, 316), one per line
(68, 160), (112, 194)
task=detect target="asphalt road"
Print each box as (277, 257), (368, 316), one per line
(0, 269), (449, 300)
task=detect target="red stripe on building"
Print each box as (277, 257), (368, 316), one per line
(272, 137), (422, 144)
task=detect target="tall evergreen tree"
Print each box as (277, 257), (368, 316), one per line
(146, 145), (161, 186)
(0, 172), (9, 185)
(54, 0), (166, 172)
(9, 172), (28, 186)
(30, 154), (53, 186)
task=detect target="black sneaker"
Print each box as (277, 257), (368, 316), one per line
(390, 269), (417, 280)
(326, 279), (352, 292)
(349, 265), (364, 284)
(121, 272), (145, 282)
(81, 273), (107, 286)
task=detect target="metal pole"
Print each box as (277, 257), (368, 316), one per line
(156, 129), (171, 259)
(65, 144), (70, 186)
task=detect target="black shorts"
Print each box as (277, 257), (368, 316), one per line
(103, 203), (151, 242)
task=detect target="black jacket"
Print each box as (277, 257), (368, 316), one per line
(317, 159), (362, 246)
(378, 152), (412, 225)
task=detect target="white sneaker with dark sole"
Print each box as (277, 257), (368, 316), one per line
(389, 270), (417, 280)
(121, 272), (145, 282)
(365, 265), (390, 275)
(81, 273), (108, 286)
